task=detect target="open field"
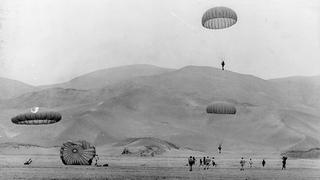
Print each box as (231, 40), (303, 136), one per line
(0, 154), (319, 180)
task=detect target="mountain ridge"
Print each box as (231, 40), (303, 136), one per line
(0, 77), (37, 99)
(0, 65), (319, 155)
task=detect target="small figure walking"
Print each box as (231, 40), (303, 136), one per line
(212, 157), (216, 167)
(221, 61), (225, 70)
(188, 156), (195, 171)
(94, 154), (99, 166)
(199, 158), (203, 166)
(204, 156), (211, 170)
(191, 156), (196, 167)
(282, 156), (288, 170)
(218, 144), (222, 154)
(240, 157), (246, 171)
(249, 158), (253, 168)
(262, 159), (266, 167)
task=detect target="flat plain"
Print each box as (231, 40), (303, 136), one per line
(0, 151), (319, 180)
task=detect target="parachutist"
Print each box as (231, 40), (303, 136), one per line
(221, 61), (225, 70)
(218, 144), (222, 153)
(206, 102), (236, 114)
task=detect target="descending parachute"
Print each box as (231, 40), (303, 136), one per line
(202, 7), (237, 30)
(11, 111), (62, 125)
(60, 140), (96, 165)
(206, 101), (236, 114)
(206, 101), (237, 121)
(206, 101), (237, 147)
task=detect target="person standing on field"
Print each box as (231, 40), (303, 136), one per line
(240, 157), (246, 171)
(204, 156), (211, 170)
(262, 159), (266, 167)
(188, 156), (195, 171)
(221, 61), (225, 70)
(249, 158), (253, 168)
(282, 156), (288, 170)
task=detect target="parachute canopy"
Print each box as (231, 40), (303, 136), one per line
(60, 140), (96, 165)
(206, 101), (236, 114)
(11, 111), (62, 125)
(202, 7), (237, 29)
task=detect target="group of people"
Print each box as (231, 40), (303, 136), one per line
(193, 61), (290, 172)
(187, 145), (289, 172)
(240, 156), (287, 171)
(201, 156), (216, 170)
(188, 156), (217, 171)
(239, 157), (255, 171)
(188, 156), (287, 172)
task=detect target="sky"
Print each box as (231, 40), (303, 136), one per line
(0, 0), (320, 85)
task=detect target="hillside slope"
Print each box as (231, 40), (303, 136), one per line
(270, 76), (320, 109)
(0, 66), (319, 154)
(40, 64), (174, 90)
(0, 77), (37, 99)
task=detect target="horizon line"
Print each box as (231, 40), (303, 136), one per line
(1, 64), (319, 87)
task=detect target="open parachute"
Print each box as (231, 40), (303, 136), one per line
(202, 7), (237, 30)
(60, 140), (96, 165)
(206, 101), (236, 114)
(206, 101), (237, 145)
(11, 111), (62, 125)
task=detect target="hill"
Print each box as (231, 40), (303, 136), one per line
(40, 64), (174, 90)
(0, 77), (37, 99)
(114, 137), (180, 156)
(270, 76), (320, 109)
(0, 65), (319, 156)
(0, 142), (58, 155)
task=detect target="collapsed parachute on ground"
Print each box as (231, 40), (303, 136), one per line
(11, 111), (62, 125)
(202, 7), (237, 29)
(206, 101), (236, 114)
(60, 140), (96, 165)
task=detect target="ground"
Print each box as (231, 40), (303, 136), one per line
(0, 153), (319, 180)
